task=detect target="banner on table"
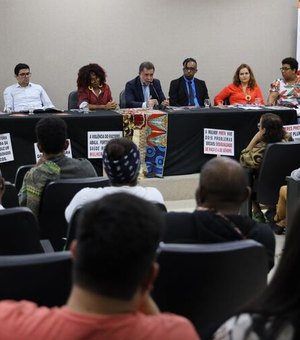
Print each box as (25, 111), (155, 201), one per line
(87, 131), (122, 159)
(0, 133), (14, 163)
(284, 124), (300, 141)
(204, 128), (235, 156)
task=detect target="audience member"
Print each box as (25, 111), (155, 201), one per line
(271, 167), (300, 235)
(3, 63), (55, 113)
(77, 63), (117, 111)
(125, 61), (169, 108)
(240, 113), (293, 223)
(267, 57), (300, 107)
(214, 63), (264, 105)
(0, 169), (5, 209)
(65, 137), (164, 222)
(0, 193), (199, 339)
(213, 199), (300, 340)
(169, 58), (209, 107)
(19, 117), (97, 217)
(162, 156), (275, 270)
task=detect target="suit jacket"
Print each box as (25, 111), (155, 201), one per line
(125, 76), (166, 108)
(169, 76), (209, 107)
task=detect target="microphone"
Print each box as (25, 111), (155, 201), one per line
(150, 83), (161, 109)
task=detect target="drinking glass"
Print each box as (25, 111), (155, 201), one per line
(255, 98), (261, 106)
(204, 99), (211, 108)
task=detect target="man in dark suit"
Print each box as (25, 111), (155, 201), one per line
(125, 61), (169, 108)
(169, 58), (209, 107)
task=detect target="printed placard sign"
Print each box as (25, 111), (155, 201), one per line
(87, 131), (123, 159)
(204, 128), (234, 156)
(0, 133), (14, 163)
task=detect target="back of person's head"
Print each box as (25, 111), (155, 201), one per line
(36, 117), (67, 154)
(77, 63), (106, 88)
(233, 63), (256, 88)
(139, 61), (155, 73)
(103, 137), (140, 186)
(261, 113), (284, 143)
(182, 57), (197, 67)
(196, 156), (249, 208)
(14, 63), (30, 76)
(73, 192), (164, 300)
(282, 57), (298, 71)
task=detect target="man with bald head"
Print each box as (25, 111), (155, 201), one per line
(163, 156), (275, 270)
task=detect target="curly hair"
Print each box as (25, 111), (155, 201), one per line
(233, 64), (257, 89)
(77, 63), (107, 89)
(261, 113), (284, 143)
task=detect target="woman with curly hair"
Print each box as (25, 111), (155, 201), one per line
(77, 63), (117, 110)
(240, 113), (293, 223)
(214, 63), (264, 105)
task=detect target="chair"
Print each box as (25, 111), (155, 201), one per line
(38, 177), (110, 250)
(0, 251), (72, 307)
(286, 176), (300, 232)
(14, 164), (35, 192)
(152, 240), (268, 339)
(240, 141), (300, 217)
(0, 207), (49, 255)
(2, 181), (19, 207)
(119, 89), (126, 108)
(68, 90), (78, 110)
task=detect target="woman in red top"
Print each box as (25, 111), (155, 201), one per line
(214, 64), (264, 106)
(77, 63), (117, 110)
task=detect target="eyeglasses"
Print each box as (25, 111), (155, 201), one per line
(257, 123), (261, 129)
(184, 67), (197, 72)
(280, 67), (291, 71)
(18, 72), (31, 77)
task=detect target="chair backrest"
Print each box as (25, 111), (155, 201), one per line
(256, 141), (300, 205)
(0, 207), (43, 255)
(119, 89), (126, 108)
(2, 181), (19, 208)
(68, 90), (78, 110)
(0, 251), (72, 307)
(39, 177), (110, 250)
(152, 240), (268, 339)
(14, 164), (35, 192)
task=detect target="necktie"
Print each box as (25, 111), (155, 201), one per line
(143, 84), (149, 102)
(188, 81), (195, 106)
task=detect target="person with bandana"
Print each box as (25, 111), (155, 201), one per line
(65, 137), (165, 223)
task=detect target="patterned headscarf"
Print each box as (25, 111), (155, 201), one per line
(103, 143), (140, 184)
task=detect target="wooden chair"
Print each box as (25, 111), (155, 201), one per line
(38, 177), (110, 250)
(152, 240), (268, 339)
(0, 251), (72, 307)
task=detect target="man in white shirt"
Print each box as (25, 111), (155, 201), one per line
(3, 63), (55, 112)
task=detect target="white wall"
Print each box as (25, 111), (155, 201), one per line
(0, 0), (298, 110)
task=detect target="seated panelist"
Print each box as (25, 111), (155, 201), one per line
(169, 58), (209, 107)
(214, 64), (264, 106)
(77, 63), (117, 111)
(3, 63), (55, 113)
(124, 61), (169, 109)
